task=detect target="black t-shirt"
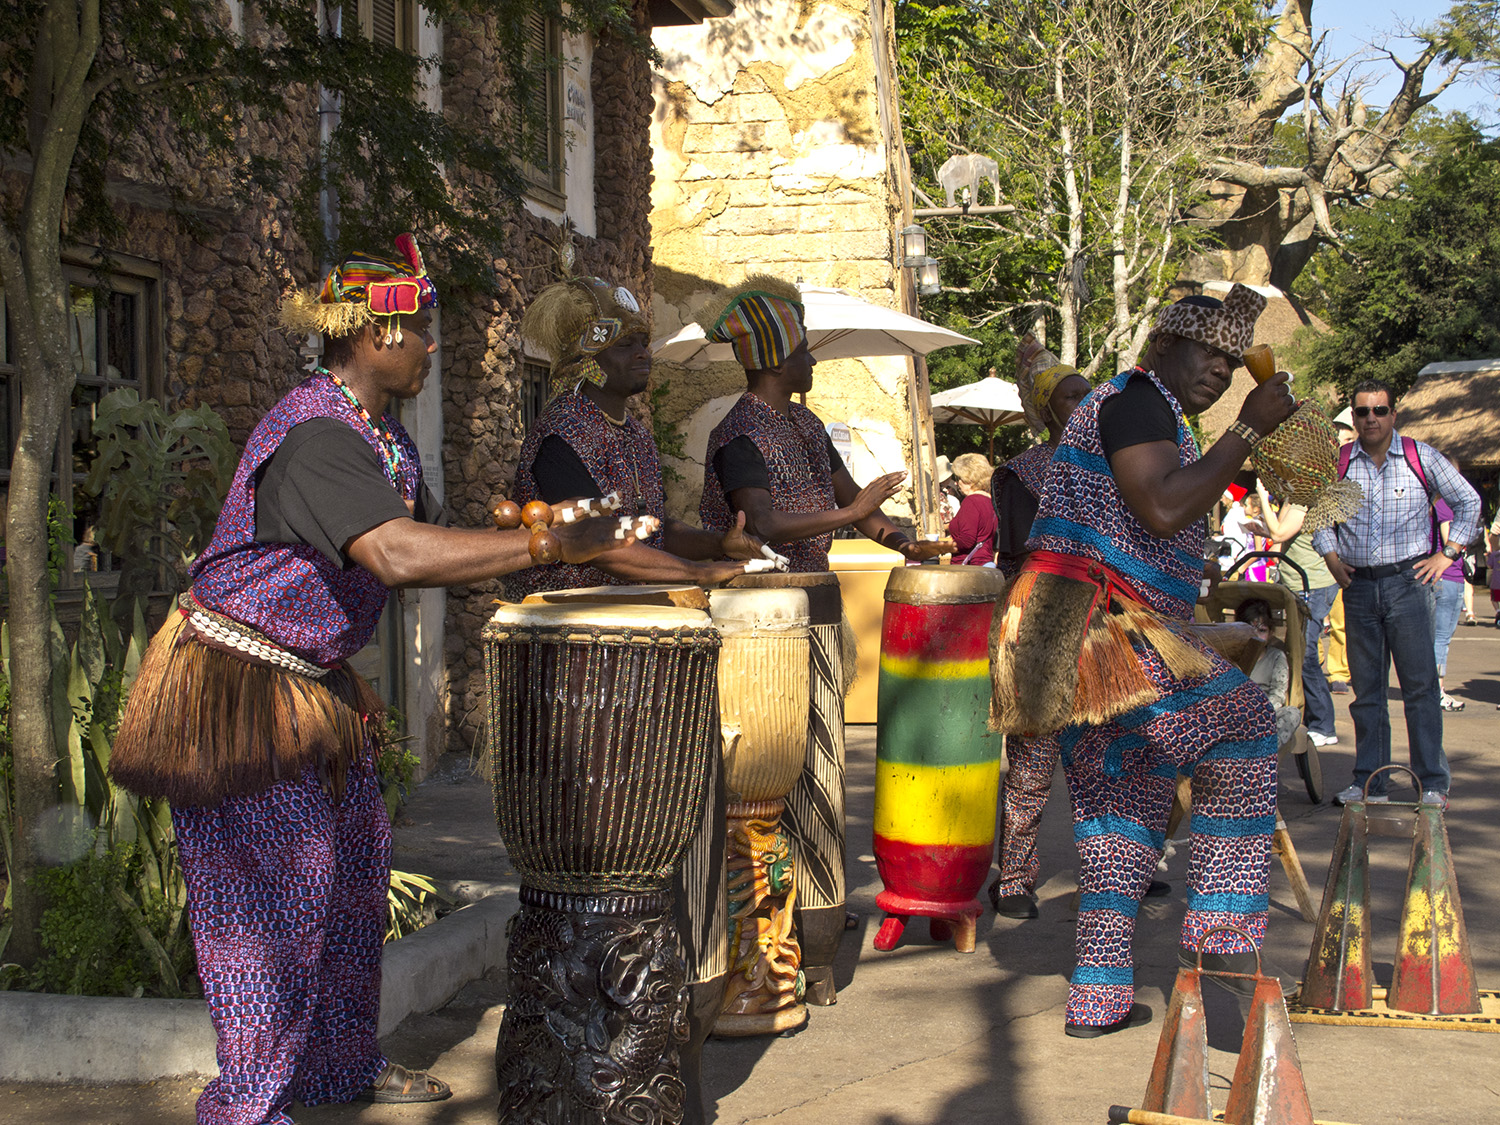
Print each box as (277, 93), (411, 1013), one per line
(994, 472), (1040, 563)
(714, 434), (847, 494)
(529, 435), (605, 504)
(1097, 372), (1178, 461)
(254, 419), (445, 567)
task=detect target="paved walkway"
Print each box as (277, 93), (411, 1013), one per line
(11, 620), (1500, 1124)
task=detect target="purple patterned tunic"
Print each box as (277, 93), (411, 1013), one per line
(190, 373), (420, 664)
(506, 390), (667, 597)
(700, 393), (837, 574)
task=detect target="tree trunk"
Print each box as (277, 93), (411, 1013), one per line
(1055, 48), (1083, 367)
(1, 0), (102, 966)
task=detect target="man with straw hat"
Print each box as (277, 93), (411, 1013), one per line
(988, 285), (1296, 1037)
(109, 237), (649, 1124)
(507, 276), (770, 598)
(697, 274), (951, 570)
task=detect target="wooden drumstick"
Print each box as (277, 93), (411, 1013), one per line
(1243, 343), (1277, 385)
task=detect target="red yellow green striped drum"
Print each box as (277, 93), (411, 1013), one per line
(872, 564), (1008, 953)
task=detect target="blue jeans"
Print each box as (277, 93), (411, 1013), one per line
(1344, 569), (1448, 795)
(1433, 577), (1464, 677)
(1296, 584), (1338, 737)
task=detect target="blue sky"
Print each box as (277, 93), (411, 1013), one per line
(1310, 0), (1494, 118)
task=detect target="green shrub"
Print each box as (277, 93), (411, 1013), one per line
(30, 844), (195, 998)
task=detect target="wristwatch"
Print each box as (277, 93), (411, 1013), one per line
(1442, 543), (1461, 561)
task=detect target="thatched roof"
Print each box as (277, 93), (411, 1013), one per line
(1197, 284), (1328, 443)
(1396, 359), (1500, 469)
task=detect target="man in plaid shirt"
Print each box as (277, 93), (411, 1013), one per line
(1313, 379), (1480, 808)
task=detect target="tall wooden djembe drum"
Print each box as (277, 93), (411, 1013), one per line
(485, 601), (720, 1124)
(727, 570), (848, 1005)
(872, 565), (1007, 954)
(708, 586), (813, 1036)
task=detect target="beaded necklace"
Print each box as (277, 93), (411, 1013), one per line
(317, 365), (404, 485)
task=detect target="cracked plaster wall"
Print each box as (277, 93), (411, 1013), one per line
(648, 0), (915, 525)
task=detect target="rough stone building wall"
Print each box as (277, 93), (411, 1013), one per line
(439, 6), (657, 755)
(649, 0), (914, 523)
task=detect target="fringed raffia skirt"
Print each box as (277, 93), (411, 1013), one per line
(989, 552), (1262, 738)
(110, 598), (383, 808)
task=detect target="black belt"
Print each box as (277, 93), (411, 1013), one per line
(1349, 554), (1425, 581)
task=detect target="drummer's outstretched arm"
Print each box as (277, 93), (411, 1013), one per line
(345, 515), (647, 588)
(830, 469), (950, 562)
(662, 511), (767, 562)
(728, 475), (899, 546)
(575, 541), (747, 586)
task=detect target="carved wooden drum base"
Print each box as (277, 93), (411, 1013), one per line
(715, 798), (809, 1037)
(495, 888), (690, 1125)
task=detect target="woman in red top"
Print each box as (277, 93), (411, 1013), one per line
(946, 452), (998, 565)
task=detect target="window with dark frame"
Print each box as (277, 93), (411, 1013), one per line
(0, 258), (163, 591)
(518, 12), (566, 209)
(520, 357), (551, 434)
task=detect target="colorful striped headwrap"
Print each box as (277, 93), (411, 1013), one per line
(280, 233), (438, 339)
(700, 275), (807, 371)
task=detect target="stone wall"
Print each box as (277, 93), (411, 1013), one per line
(649, 0), (914, 523)
(438, 5), (658, 756)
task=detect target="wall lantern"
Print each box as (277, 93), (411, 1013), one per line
(899, 224), (928, 267)
(916, 257), (941, 297)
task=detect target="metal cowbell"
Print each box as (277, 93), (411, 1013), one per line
(1388, 805), (1481, 1015)
(1222, 973), (1314, 1125)
(1142, 967), (1211, 1118)
(1299, 802), (1372, 1011)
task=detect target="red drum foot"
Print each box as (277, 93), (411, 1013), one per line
(873, 914), (907, 951)
(928, 917), (953, 942)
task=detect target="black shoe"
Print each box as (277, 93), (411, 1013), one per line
(1330, 680), (1351, 695)
(1179, 946), (1295, 997)
(1145, 879), (1170, 898)
(1065, 1003), (1152, 1039)
(989, 883), (1039, 919)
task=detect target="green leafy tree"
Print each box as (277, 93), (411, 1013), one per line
(1302, 122), (1500, 398)
(0, 0), (637, 966)
(897, 0), (1263, 376)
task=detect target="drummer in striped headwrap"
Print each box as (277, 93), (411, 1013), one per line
(697, 274), (950, 570)
(107, 236), (649, 1124)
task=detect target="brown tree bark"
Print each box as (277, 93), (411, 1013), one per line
(0, 0), (104, 966)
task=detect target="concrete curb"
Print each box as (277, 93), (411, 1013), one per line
(0, 893), (515, 1083)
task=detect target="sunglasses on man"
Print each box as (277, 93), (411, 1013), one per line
(1352, 405), (1392, 418)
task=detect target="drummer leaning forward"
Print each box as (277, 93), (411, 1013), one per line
(106, 237), (651, 1125)
(989, 284), (1298, 1037)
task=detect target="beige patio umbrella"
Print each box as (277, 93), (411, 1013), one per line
(929, 375), (1026, 459)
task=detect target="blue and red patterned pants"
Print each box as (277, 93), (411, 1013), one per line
(173, 757), (390, 1125)
(1057, 646), (1276, 1027)
(995, 734), (1061, 897)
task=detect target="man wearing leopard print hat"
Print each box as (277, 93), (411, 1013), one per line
(988, 284), (1298, 1038)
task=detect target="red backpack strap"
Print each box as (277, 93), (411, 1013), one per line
(1337, 442), (1354, 479)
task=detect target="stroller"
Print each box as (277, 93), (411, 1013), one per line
(1196, 552), (1323, 803)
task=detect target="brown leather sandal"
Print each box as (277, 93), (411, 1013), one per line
(356, 1062), (452, 1103)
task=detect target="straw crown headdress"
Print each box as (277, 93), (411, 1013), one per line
(520, 277), (650, 389)
(696, 274), (807, 371)
(280, 233), (437, 340)
(1015, 333), (1078, 437)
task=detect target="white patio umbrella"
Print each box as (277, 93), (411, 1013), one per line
(929, 376), (1026, 458)
(652, 284), (979, 362)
